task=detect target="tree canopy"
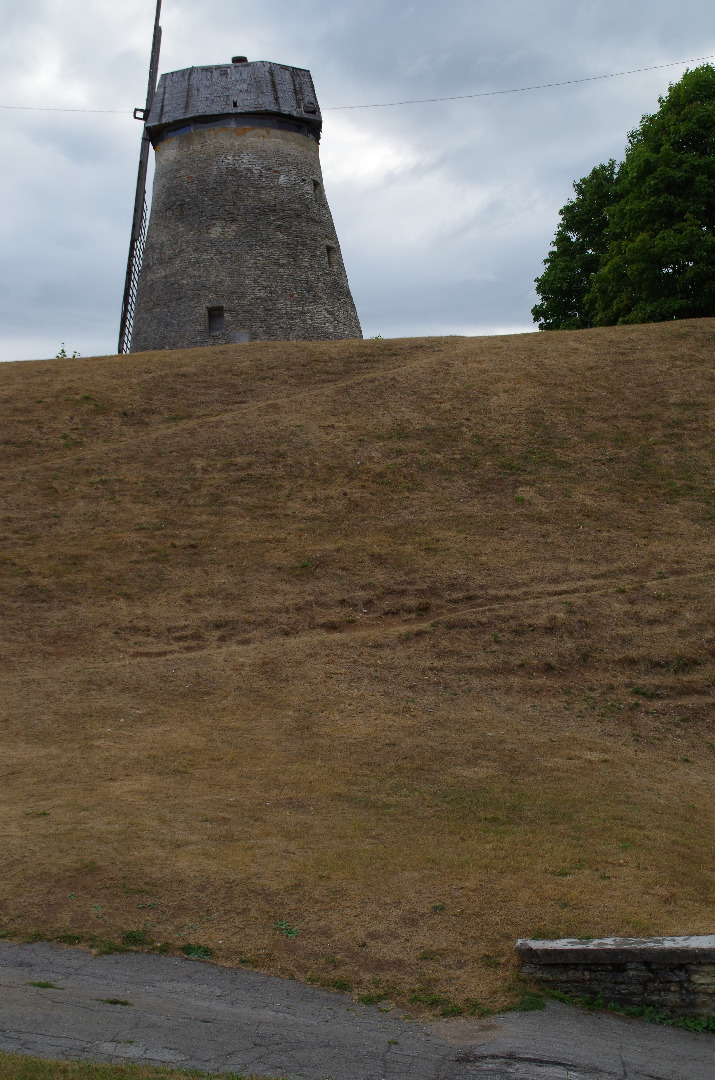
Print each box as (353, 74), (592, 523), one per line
(532, 64), (715, 330)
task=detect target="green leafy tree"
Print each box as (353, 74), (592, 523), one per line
(531, 161), (619, 330)
(589, 65), (715, 324)
(533, 64), (715, 329)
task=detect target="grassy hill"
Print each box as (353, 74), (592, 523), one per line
(1, 320), (713, 1014)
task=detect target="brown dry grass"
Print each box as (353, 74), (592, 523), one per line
(0, 1053), (265, 1080)
(1, 319), (713, 1016)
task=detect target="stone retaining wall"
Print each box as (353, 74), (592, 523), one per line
(515, 935), (715, 1017)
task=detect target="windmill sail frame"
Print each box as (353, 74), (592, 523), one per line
(118, 1), (162, 355)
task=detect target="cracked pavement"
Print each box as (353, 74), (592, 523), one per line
(0, 942), (711, 1079)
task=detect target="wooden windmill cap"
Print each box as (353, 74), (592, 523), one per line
(146, 60), (323, 138)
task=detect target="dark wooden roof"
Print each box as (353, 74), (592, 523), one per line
(146, 60), (321, 137)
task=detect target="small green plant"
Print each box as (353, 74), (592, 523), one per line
(357, 991), (389, 1006)
(542, 986), (715, 1032)
(28, 981), (61, 989)
(55, 343), (81, 359)
(274, 920), (299, 938)
(93, 940), (123, 955)
(464, 998), (492, 1017)
(432, 903), (445, 912)
(604, 998), (711, 1030)
(331, 977), (353, 992)
(417, 949), (437, 961)
(121, 928), (149, 947)
(631, 685), (655, 698)
(438, 1001), (464, 1016)
(180, 942), (213, 960)
(673, 1014), (715, 1033)
(510, 990), (546, 1011)
(408, 988), (462, 1015)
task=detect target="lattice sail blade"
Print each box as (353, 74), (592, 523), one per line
(118, 1), (162, 355)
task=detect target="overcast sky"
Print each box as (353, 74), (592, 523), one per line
(0, 0), (711, 361)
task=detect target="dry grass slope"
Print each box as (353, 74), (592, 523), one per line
(1, 320), (713, 1015)
(0, 1053), (264, 1080)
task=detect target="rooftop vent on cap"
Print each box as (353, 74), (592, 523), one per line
(232, 56), (248, 63)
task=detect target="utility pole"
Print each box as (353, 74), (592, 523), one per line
(118, 0), (162, 354)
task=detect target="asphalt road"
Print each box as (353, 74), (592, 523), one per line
(0, 942), (711, 1079)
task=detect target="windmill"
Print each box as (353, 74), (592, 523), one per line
(119, 8), (360, 352)
(117, 0), (163, 354)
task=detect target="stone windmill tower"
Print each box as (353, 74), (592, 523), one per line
(119, 4), (361, 352)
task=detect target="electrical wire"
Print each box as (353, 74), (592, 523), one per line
(325, 54), (715, 110)
(0, 52), (712, 116)
(0, 104), (128, 114)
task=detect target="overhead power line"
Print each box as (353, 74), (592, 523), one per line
(0, 52), (713, 116)
(326, 54), (715, 110)
(0, 104), (127, 114)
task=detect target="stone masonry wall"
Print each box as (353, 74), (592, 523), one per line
(515, 935), (715, 1018)
(131, 125), (361, 351)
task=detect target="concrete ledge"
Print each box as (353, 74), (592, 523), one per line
(515, 935), (715, 1018)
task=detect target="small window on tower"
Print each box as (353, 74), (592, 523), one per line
(208, 306), (225, 334)
(313, 179), (321, 199)
(326, 245), (336, 269)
